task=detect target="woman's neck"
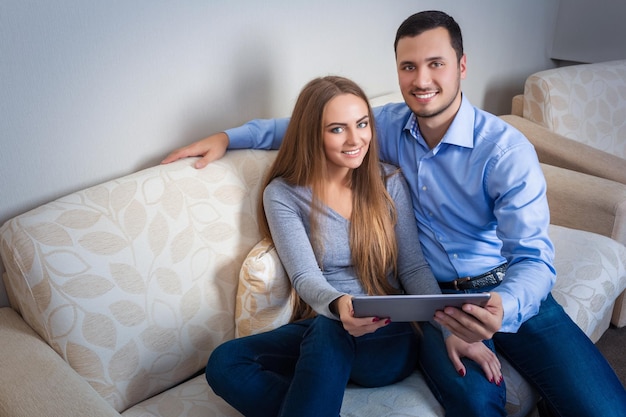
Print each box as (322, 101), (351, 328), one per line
(323, 170), (353, 220)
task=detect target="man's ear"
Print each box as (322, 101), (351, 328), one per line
(459, 54), (467, 80)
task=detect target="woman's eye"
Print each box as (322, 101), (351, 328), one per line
(331, 127), (344, 134)
(357, 121), (368, 129)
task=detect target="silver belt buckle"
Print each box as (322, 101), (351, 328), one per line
(494, 269), (505, 283)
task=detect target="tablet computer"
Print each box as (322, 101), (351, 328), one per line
(352, 293), (491, 322)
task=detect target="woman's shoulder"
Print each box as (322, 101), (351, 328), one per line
(380, 161), (400, 175)
(379, 162), (409, 194)
(265, 177), (309, 201)
(379, 162), (404, 183)
(266, 176), (287, 188)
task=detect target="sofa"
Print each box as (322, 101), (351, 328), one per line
(1, 95), (626, 417)
(500, 59), (626, 326)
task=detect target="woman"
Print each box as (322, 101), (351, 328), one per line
(205, 76), (501, 417)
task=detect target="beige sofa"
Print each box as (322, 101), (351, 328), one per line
(501, 59), (626, 326)
(1, 100), (625, 416)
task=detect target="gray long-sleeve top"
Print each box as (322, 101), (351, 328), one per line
(263, 163), (442, 319)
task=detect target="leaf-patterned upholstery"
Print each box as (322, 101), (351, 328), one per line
(521, 59), (626, 158)
(0, 150), (273, 412)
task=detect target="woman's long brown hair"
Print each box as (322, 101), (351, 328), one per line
(258, 76), (399, 321)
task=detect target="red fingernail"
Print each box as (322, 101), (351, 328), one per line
(457, 369), (465, 377)
(384, 319), (391, 325)
(372, 317), (380, 322)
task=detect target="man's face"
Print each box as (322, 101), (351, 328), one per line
(396, 27), (466, 124)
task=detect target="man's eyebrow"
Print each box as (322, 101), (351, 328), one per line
(399, 56), (446, 66)
(325, 115), (369, 128)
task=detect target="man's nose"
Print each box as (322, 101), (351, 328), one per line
(412, 68), (431, 88)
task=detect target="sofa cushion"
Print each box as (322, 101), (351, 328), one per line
(121, 344), (535, 417)
(121, 352), (535, 417)
(235, 238), (294, 338)
(0, 150), (278, 412)
(549, 224), (626, 342)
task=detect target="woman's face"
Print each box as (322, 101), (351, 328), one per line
(322, 93), (371, 178)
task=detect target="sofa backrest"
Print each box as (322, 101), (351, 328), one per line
(522, 59), (626, 159)
(0, 149), (277, 412)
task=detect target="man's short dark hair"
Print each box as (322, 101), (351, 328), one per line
(394, 10), (464, 61)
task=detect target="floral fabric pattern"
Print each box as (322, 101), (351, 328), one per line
(522, 60), (626, 158)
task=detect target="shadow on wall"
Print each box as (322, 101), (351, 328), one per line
(134, 38), (278, 173)
(481, 74), (524, 116)
(0, 264), (7, 307)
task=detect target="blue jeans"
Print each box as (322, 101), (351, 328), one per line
(420, 289), (626, 417)
(206, 315), (419, 417)
(420, 322), (507, 416)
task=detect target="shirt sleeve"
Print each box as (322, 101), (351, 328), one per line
(488, 142), (556, 332)
(224, 104), (395, 151)
(263, 181), (344, 319)
(225, 117), (290, 150)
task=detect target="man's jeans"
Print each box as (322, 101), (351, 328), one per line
(206, 315), (419, 417)
(420, 290), (626, 417)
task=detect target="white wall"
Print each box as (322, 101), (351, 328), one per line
(0, 0), (560, 307)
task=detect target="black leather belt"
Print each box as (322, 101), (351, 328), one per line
(439, 264), (507, 291)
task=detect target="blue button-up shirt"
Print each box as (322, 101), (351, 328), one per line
(226, 95), (556, 332)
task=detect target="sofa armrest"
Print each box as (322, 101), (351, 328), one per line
(501, 115), (626, 186)
(0, 307), (120, 417)
(511, 94), (524, 117)
(540, 163), (626, 247)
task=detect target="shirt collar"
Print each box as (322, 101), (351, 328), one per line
(406, 95), (475, 149)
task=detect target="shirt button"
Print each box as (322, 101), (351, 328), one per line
(453, 253), (458, 258)
(422, 185), (427, 191)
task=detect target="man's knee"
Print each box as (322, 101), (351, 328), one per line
(421, 358), (506, 417)
(443, 379), (506, 417)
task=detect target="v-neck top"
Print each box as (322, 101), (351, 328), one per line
(263, 163), (440, 318)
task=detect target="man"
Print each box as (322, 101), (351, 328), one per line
(163, 10), (626, 416)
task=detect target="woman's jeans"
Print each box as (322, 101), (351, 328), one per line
(420, 288), (626, 417)
(206, 315), (419, 417)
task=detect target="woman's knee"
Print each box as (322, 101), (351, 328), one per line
(205, 341), (235, 390)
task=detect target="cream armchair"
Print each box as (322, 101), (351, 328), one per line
(501, 59), (626, 326)
(513, 60), (626, 156)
